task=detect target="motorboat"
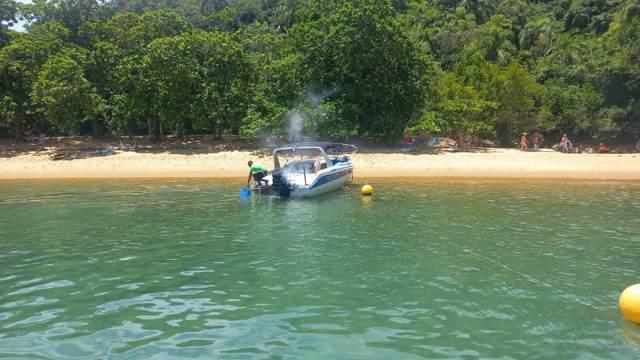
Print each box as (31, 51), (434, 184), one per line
(250, 142), (357, 198)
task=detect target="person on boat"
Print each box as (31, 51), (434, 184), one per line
(247, 161), (269, 187)
(520, 132), (528, 151)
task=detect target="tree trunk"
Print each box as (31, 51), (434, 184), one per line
(495, 120), (511, 147)
(176, 123), (184, 138)
(14, 120), (22, 141)
(214, 122), (222, 139)
(148, 118), (161, 143)
(92, 118), (100, 138)
(147, 118), (153, 139)
(126, 121), (132, 140)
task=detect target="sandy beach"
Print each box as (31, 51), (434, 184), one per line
(1, 146), (639, 180)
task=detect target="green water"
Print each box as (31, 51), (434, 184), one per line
(1, 179), (639, 359)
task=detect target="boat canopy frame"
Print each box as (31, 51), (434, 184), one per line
(272, 143), (357, 171)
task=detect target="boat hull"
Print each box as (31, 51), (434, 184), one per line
(250, 143), (357, 198)
(251, 166), (353, 198)
(291, 167), (353, 197)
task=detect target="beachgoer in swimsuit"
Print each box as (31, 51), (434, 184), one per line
(520, 132), (528, 151)
(561, 134), (569, 153)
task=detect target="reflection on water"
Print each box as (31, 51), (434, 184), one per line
(0, 179), (639, 359)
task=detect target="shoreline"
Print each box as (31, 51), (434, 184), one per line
(2, 169), (640, 181)
(1, 148), (639, 181)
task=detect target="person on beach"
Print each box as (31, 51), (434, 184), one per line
(520, 132), (528, 151)
(561, 134), (573, 153)
(402, 133), (410, 146)
(636, 139), (640, 152)
(419, 129), (430, 146)
(598, 143), (608, 153)
(531, 132), (542, 149)
(247, 161), (269, 187)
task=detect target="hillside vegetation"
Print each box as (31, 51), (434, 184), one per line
(1, 0), (639, 145)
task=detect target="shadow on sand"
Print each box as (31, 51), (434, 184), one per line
(0, 135), (503, 161)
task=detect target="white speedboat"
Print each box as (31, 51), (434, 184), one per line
(251, 142), (357, 198)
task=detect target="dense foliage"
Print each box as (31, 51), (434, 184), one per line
(1, 0), (639, 145)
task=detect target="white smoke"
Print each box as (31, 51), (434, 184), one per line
(285, 88), (336, 143)
(286, 110), (307, 143)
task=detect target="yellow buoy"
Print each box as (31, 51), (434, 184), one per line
(361, 184), (374, 196)
(620, 284), (640, 324)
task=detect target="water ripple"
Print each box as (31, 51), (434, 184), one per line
(0, 180), (638, 358)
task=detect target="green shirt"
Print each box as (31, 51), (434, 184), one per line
(250, 164), (267, 174)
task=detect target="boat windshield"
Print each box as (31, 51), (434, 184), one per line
(273, 147), (328, 171)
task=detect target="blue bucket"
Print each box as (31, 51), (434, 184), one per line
(239, 187), (251, 199)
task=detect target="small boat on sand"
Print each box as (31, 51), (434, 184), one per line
(251, 142), (357, 198)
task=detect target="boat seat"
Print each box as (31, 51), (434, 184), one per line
(296, 159), (319, 173)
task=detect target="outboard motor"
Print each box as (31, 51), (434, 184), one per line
(271, 171), (292, 197)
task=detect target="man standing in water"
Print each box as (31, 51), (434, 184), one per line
(247, 161), (269, 187)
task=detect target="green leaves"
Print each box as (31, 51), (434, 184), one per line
(545, 78), (614, 137)
(490, 62), (547, 145)
(187, 30), (254, 135)
(31, 52), (103, 132)
(0, 0), (639, 143)
(292, 0), (425, 138)
(0, 0), (18, 47)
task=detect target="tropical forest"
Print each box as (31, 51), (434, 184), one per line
(1, 0), (639, 146)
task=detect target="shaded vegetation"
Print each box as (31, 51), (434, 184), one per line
(1, 0), (639, 145)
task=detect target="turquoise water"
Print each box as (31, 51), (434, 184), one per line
(0, 179), (639, 359)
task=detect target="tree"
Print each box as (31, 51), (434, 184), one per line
(0, 0), (18, 47)
(0, 31), (66, 139)
(545, 78), (612, 138)
(103, 9), (191, 141)
(0, 96), (18, 135)
(408, 71), (496, 137)
(489, 62), (547, 145)
(518, 16), (555, 53)
(293, 0), (424, 138)
(19, 0), (108, 45)
(545, 31), (585, 67)
(462, 0), (498, 24)
(564, 0), (616, 34)
(188, 30), (254, 137)
(240, 23), (304, 136)
(1, 0), (639, 144)
(141, 35), (200, 137)
(469, 15), (517, 64)
(31, 52), (105, 135)
(200, 0), (228, 15)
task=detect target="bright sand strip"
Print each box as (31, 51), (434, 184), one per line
(1, 148), (639, 180)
